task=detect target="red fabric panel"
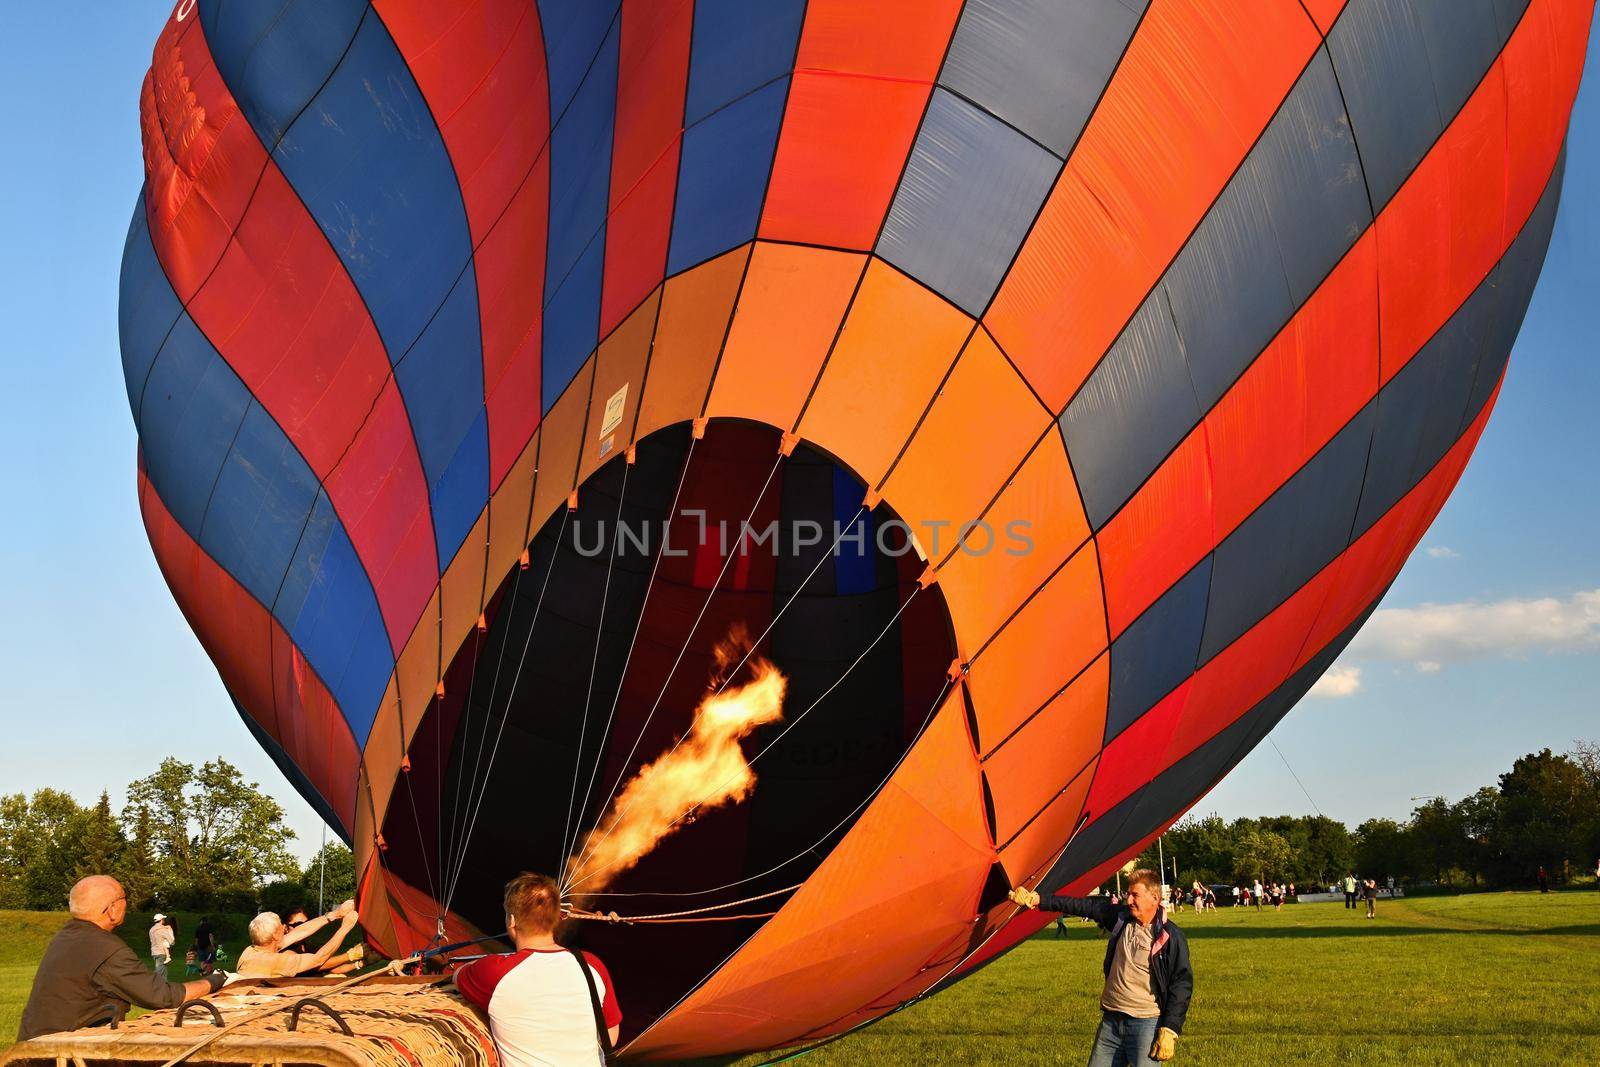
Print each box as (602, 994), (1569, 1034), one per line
(139, 13), (266, 302)
(139, 467), (359, 833)
(378, 0), (552, 486)
(1503, 0), (1593, 229)
(601, 0), (692, 337)
(1084, 681), (1192, 819)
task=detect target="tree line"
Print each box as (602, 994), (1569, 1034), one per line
(0, 756), (354, 913)
(1133, 742), (1600, 889)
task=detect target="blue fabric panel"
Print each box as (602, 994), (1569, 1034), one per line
(1354, 155), (1562, 538)
(200, 0), (368, 147)
(939, 0), (1147, 156)
(119, 200), (183, 423)
(138, 315), (253, 536)
(428, 410), (491, 566)
(1105, 556), (1212, 744)
(684, 0), (806, 126)
(832, 467), (876, 596)
(1164, 171), (1294, 409)
(536, 0), (622, 118)
(1249, 51), (1372, 306)
(1060, 292), (1200, 530)
(1493, 0), (1535, 37)
(1050, 595), (1380, 888)
(545, 18), (619, 295)
(877, 89), (1060, 317)
(542, 233), (605, 411)
(200, 402), (322, 608)
(274, 492), (392, 740)
(394, 267), (489, 548)
(274, 15), (480, 368)
(668, 78), (789, 275)
(1202, 402), (1375, 663)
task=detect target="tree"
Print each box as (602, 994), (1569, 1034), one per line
(1353, 818), (1408, 882)
(120, 807), (159, 908)
(72, 791), (126, 882)
(1452, 787), (1500, 886)
(302, 842), (356, 910)
(1491, 749), (1596, 884)
(125, 758), (196, 895)
(1407, 798), (1465, 884)
(1232, 828), (1293, 883)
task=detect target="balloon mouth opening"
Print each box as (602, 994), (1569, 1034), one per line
(383, 420), (959, 1041)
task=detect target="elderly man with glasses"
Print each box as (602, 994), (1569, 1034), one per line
(16, 875), (225, 1043)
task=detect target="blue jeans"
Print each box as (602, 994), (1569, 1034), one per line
(1088, 1011), (1160, 1067)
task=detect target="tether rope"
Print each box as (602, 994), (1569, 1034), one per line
(562, 882), (802, 926)
(565, 586), (924, 896)
(559, 460), (633, 876)
(443, 507), (572, 913)
(561, 452), (787, 894)
(560, 437), (698, 873)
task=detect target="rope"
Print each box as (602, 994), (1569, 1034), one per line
(443, 508), (572, 912)
(562, 452), (786, 893)
(560, 461), (633, 875)
(566, 587), (923, 896)
(564, 882), (801, 923)
(562, 436), (698, 874)
(1269, 737), (1325, 817)
(567, 909), (781, 925)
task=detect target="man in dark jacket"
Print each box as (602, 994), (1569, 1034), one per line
(1011, 868), (1193, 1065)
(16, 875), (224, 1043)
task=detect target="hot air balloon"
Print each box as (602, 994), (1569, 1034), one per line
(122, 0), (1592, 1057)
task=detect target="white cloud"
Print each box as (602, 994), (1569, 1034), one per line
(1425, 546), (1461, 559)
(1308, 665), (1362, 698)
(1346, 588), (1600, 672)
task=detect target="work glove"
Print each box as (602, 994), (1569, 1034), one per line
(1149, 1026), (1177, 1061)
(1007, 888), (1040, 908)
(347, 944), (366, 963)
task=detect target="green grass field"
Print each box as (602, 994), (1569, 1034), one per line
(2, 895), (1594, 1063)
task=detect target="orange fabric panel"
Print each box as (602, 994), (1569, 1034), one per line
(635, 245), (751, 442)
(707, 244), (866, 430)
(439, 511), (489, 673)
(581, 289), (661, 483)
(1298, 0), (1349, 35)
(1503, 0), (1592, 231)
(793, 0), (962, 79)
(881, 328), (1053, 561)
(985, 653), (1106, 838)
(760, 72), (930, 249)
(362, 679), (404, 836)
(1377, 64), (1510, 383)
(530, 356), (595, 533)
(1098, 426), (1215, 639)
(985, 0), (1321, 410)
(934, 432), (1089, 657)
(998, 754), (1098, 887)
(486, 428), (539, 594)
(964, 541), (1106, 754)
(394, 589), (442, 757)
(632, 689), (990, 1058)
(797, 260), (973, 488)
(1207, 232), (1380, 536)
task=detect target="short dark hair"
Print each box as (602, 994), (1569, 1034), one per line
(504, 872), (561, 935)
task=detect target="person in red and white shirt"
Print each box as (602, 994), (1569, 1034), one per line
(455, 873), (621, 1066)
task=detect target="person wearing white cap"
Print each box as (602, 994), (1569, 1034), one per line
(148, 914), (175, 982)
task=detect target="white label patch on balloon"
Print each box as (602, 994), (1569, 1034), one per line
(600, 383), (628, 439)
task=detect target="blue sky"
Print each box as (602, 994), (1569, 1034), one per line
(1, 4), (1595, 863)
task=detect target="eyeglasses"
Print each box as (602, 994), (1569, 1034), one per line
(102, 896), (126, 917)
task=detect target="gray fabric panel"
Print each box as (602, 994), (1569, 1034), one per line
(1492, 0), (1534, 37)
(1327, 1), (1443, 208)
(1252, 50), (1372, 306)
(1164, 171), (1295, 409)
(1105, 556), (1213, 744)
(878, 88), (1061, 316)
(1060, 292), (1201, 529)
(1201, 401), (1375, 664)
(939, 0), (1147, 156)
(1354, 152), (1564, 537)
(1414, 0), (1509, 117)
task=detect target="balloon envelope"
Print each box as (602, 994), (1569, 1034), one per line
(122, 0), (1590, 1056)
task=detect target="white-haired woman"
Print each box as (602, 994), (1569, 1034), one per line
(236, 900), (363, 978)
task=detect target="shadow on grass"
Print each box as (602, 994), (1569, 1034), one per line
(1181, 922), (1600, 939)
